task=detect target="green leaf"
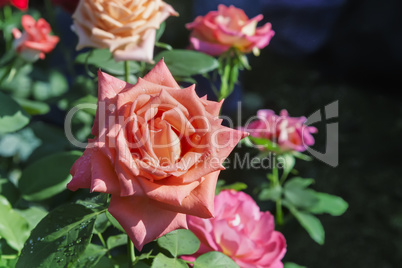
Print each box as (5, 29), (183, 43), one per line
(0, 128), (41, 161)
(75, 49), (140, 75)
(0, 92), (30, 134)
(157, 229), (200, 257)
(14, 206), (48, 231)
(292, 151), (313, 161)
(106, 211), (125, 233)
(71, 243), (107, 268)
(284, 177), (318, 209)
(0, 195), (30, 251)
(279, 153), (295, 181)
(32, 71), (68, 101)
(194, 252), (239, 268)
(154, 50), (219, 77)
(70, 95), (98, 116)
(284, 262), (307, 268)
(284, 201), (325, 245)
(18, 151), (82, 201)
(216, 182), (247, 194)
(308, 193), (348, 216)
(258, 185), (282, 201)
(14, 98), (50, 115)
(0, 178), (19, 205)
(151, 253), (187, 268)
(94, 212), (110, 234)
(106, 234), (127, 250)
(16, 203), (106, 268)
(155, 21), (166, 42)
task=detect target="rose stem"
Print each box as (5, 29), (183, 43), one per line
(124, 61), (130, 83)
(273, 157), (283, 226)
(128, 237), (136, 267)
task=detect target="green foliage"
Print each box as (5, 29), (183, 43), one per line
(16, 202), (107, 268)
(193, 252), (239, 268)
(284, 262), (307, 268)
(151, 253), (187, 268)
(0, 92), (30, 134)
(284, 177), (318, 209)
(75, 49), (140, 76)
(0, 195), (30, 251)
(154, 49), (219, 77)
(106, 234), (127, 250)
(18, 151), (82, 201)
(157, 229), (200, 257)
(71, 244), (108, 268)
(308, 192), (349, 216)
(215, 180), (248, 194)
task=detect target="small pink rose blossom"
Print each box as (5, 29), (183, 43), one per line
(245, 109), (317, 152)
(185, 190), (286, 268)
(12, 15), (59, 62)
(67, 59), (248, 250)
(186, 4), (274, 56)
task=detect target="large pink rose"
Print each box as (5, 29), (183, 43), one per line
(245, 109), (317, 152)
(185, 190), (286, 268)
(186, 4), (274, 56)
(72, 0), (177, 62)
(67, 60), (248, 250)
(12, 15), (59, 62)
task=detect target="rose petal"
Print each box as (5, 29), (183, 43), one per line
(109, 195), (187, 251)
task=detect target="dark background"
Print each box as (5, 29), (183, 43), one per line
(164, 0), (402, 267)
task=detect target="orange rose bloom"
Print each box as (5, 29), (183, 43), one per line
(67, 60), (248, 250)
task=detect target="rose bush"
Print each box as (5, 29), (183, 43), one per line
(245, 109), (317, 152)
(186, 4), (275, 56)
(12, 15), (59, 62)
(0, 0), (28, 10)
(72, 0), (177, 62)
(185, 190), (287, 268)
(67, 59), (248, 250)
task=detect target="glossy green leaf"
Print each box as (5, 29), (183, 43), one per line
(0, 128), (41, 161)
(284, 262), (307, 268)
(94, 212), (110, 234)
(157, 229), (200, 257)
(70, 95), (98, 116)
(75, 49), (140, 75)
(107, 234), (127, 250)
(151, 253), (187, 268)
(16, 203), (106, 268)
(155, 21), (166, 42)
(14, 98), (50, 115)
(18, 151), (82, 201)
(0, 92), (30, 134)
(194, 252), (239, 268)
(0, 195), (30, 251)
(308, 192), (348, 216)
(154, 50), (219, 77)
(71, 243), (107, 268)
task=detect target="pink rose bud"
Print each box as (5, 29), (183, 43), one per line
(186, 4), (275, 56)
(12, 15), (59, 62)
(67, 59), (248, 250)
(72, 0), (178, 63)
(185, 190), (287, 267)
(245, 109), (318, 152)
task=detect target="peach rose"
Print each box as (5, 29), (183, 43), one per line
(67, 59), (248, 250)
(185, 190), (287, 268)
(12, 15), (59, 62)
(186, 4), (274, 56)
(72, 0), (177, 62)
